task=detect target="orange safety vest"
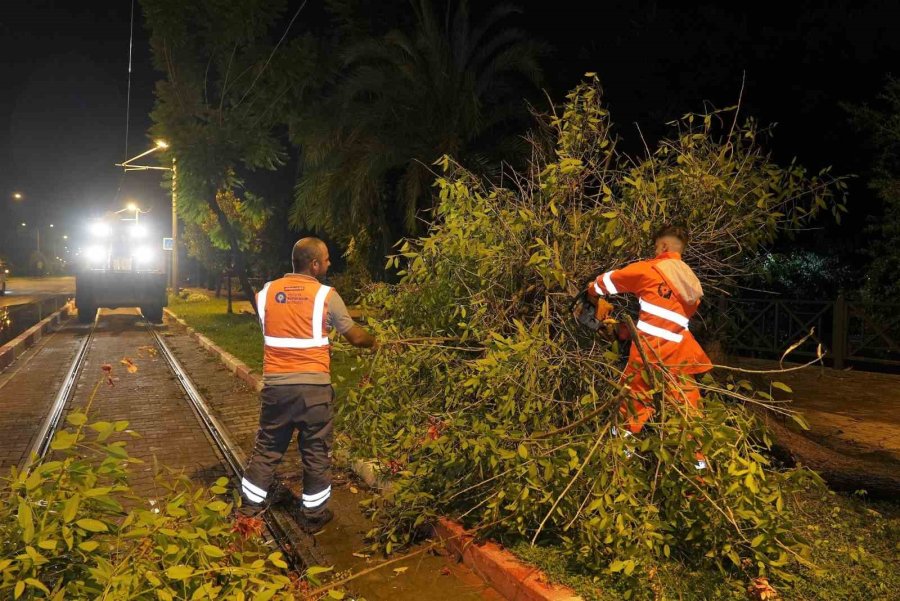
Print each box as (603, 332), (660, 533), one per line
(257, 274), (332, 374)
(589, 251), (711, 375)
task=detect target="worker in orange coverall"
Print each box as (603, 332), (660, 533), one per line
(586, 225), (712, 466)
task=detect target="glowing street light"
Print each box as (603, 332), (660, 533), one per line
(12, 192), (23, 200)
(49, 224), (54, 228)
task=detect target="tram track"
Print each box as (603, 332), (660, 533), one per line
(18, 310), (330, 578)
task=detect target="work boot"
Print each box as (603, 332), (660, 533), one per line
(237, 500), (266, 518)
(293, 507), (334, 534)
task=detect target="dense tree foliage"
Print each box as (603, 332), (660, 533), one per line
(140, 0), (320, 310)
(846, 77), (900, 299)
(289, 0), (546, 269)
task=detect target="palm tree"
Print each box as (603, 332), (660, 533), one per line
(289, 0), (545, 269)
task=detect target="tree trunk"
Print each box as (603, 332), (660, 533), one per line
(751, 406), (900, 500)
(205, 195), (259, 315)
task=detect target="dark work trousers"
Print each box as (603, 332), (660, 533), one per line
(241, 383), (334, 517)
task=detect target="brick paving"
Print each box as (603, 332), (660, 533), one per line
(0, 320), (85, 471)
(59, 310), (228, 498)
(161, 314), (503, 601)
(160, 322), (304, 485)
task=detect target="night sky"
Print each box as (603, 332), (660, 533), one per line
(1, 0), (898, 269)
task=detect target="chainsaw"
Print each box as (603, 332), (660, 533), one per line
(569, 287), (630, 341)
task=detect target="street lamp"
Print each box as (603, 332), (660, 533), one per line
(116, 140), (178, 292)
(12, 192), (23, 200)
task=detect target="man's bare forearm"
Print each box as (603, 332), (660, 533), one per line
(344, 325), (377, 349)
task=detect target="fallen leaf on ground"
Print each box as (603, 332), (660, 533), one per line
(120, 358), (138, 373)
(232, 515), (265, 539)
(393, 566), (408, 576)
(440, 567), (451, 576)
(351, 552), (370, 559)
(747, 577), (780, 601)
(349, 486), (359, 494)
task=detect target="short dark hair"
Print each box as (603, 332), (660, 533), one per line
(652, 224), (689, 247)
(292, 237), (326, 272)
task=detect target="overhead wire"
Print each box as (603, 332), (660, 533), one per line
(114, 0), (136, 206)
(234, 0), (308, 109)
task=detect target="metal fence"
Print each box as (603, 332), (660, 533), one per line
(699, 295), (900, 369)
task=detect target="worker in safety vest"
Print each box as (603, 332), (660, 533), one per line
(240, 237), (377, 532)
(586, 225), (712, 445)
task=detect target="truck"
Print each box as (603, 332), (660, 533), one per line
(75, 213), (167, 323)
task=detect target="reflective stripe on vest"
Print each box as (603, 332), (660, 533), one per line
(261, 282), (331, 349)
(257, 281), (271, 327)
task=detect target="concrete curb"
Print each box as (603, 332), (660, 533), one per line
(434, 519), (582, 601)
(163, 308), (263, 392)
(0, 300), (75, 372)
(164, 306), (583, 601)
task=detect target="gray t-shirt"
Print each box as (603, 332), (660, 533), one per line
(263, 284), (356, 386)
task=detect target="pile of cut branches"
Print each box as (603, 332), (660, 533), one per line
(342, 76), (845, 597)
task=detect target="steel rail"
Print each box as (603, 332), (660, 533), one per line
(23, 307), (330, 577)
(20, 311), (97, 473)
(145, 320), (330, 570)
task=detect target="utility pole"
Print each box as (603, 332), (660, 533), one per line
(172, 157), (179, 293)
(115, 140), (178, 292)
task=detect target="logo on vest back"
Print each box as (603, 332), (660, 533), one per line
(275, 292), (287, 304)
(657, 283), (673, 299)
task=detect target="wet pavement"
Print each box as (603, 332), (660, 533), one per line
(0, 276), (74, 308)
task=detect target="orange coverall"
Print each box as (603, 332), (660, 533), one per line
(588, 251), (712, 433)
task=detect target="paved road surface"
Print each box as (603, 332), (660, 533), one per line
(0, 276), (74, 307)
(736, 358), (900, 463)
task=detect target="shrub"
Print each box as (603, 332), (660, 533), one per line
(341, 76), (844, 598)
(0, 412), (299, 600)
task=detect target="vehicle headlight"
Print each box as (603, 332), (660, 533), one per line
(130, 225), (147, 239)
(89, 222), (111, 238)
(134, 246), (155, 264)
(85, 245), (106, 263)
